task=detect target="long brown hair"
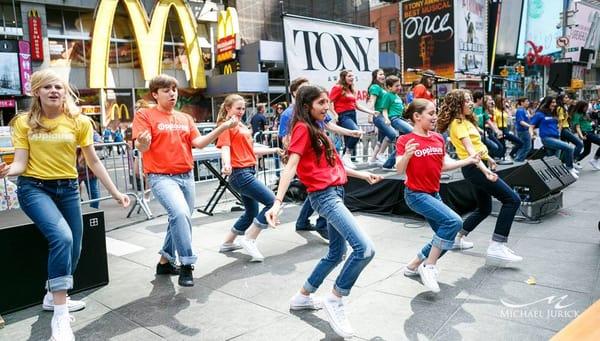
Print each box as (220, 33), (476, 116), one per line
(216, 94), (245, 126)
(289, 85), (336, 166)
(437, 89), (477, 133)
(337, 69), (355, 95)
(11, 69), (81, 133)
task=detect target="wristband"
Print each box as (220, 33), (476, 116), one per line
(275, 198), (283, 204)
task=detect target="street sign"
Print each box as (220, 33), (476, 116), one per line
(557, 36), (570, 48)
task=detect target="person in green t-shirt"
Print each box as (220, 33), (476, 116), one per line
(367, 69), (388, 165)
(571, 100), (600, 169)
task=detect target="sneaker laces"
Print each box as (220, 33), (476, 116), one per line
(54, 314), (75, 334)
(331, 301), (348, 323)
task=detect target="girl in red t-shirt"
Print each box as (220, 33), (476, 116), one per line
(329, 69), (378, 169)
(216, 94), (282, 262)
(265, 85), (382, 338)
(396, 99), (479, 293)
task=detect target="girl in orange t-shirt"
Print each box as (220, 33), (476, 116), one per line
(216, 94), (282, 262)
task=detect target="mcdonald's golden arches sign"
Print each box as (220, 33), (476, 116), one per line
(89, 0), (206, 89)
(216, 7), (240, 63)
(107, 103), (130, 122)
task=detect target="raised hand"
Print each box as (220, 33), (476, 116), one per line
(404, 138), (419, 157)
(225, 115), (239, 128)
(137, 130), (152, 148)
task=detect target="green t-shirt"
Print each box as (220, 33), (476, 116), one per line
(368, 84), (387, 113)
(572, 112), (593, 132)
(381, 91), (404, 119)
(473, 106), (490, 129)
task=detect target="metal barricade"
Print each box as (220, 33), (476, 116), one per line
(254, 130), (283, 187)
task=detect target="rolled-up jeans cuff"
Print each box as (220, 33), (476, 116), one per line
(231, 227), (246, 235)
(303, 280), (318, 294)
(158, 250), (177, 264)
(178, 255), (198, 266)
(492, 233), (508, 243)
(432, 235), (455, 251)
(46, 275), (74, 292)
(417, 252), (427, 261)
(253, 218), (269, 229)
(333, 284), (351, 297)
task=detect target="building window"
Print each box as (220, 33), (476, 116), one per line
(388, 41), (397, 53)
(388, 19), (397, 34)
(0, 4), (23, 36)
(46, 8), (64, 36)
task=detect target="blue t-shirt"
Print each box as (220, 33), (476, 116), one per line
(278, 103), (332, 137)
(406, 91), (414, 104)
(251, 113), (267, 133)
(515, 107), (529, 132)
(530, 111), (559, 139)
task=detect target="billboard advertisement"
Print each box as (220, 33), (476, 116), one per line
(0, 40), (21, 96)
(401, 0), (455, 83)
(454, 0), (488, 78)
(566, 3), (600, 63)
(517, 0), (562, 58)
(282, 14), (379, 124)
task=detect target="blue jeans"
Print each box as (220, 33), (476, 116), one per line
(17, 176), (83, 292)
(404, 188), (462, 260)
(515, 130), (532, 162)
(229, 167), (275, 234)
(578, 132), (600, 161)
(485, 129), (505, 158)
(541, 137), (575, 169)
(483, 135), (502, 158)
(304, 186), (375, 296)
(81, 177), (100, 209)
(373, 115), (399, 169)
(148, 172), (197, 265)
(296, 197), (327, 230)
(390, 117), (413, 135)
(560, 129), (584, 161)
(460, 164), (521, 242)
(338, 110), (359, 154)
(501, 128), (523, 159)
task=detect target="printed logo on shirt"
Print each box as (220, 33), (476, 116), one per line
(30, 132), (76, 142)
(157, 122), (190, 132)
(414, 146), (443, 157)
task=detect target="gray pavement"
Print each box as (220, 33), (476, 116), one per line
(3, 166), (600, 340)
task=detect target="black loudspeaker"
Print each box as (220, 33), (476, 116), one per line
(0, 209), (108, 314)
(528, 148), (546, 160)
(504, 159), (564, 201)
(548, 63), (573, 88)
(542, 156), (577, 187)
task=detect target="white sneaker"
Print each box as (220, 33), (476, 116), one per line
(289, 293), (322, 310)
(452, 236), (474, 250)
(417, 263), (440, 293)
(367, 159), (383, 167)
(323, 297), (354, 338)
(574, 162), (583, 170)
(589, 159), (600, 171)
(376, 154), (388, 163)
(486, 241), (523, 263)
(49, 314), (75, 341)
(219, 241), (242, 253)
(569, 168), (579, 180)
(342, 154), (356, 169)
(43, 293), (86, 312)
(239, 238), (264, 262)
(403, 265), (419, 277)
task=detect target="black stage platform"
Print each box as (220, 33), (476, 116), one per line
(345, 162), (524, 216)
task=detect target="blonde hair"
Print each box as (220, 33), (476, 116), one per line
(14, 69), (81, 133)
(216, 94), (245, 125)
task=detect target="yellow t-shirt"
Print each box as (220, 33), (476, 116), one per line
(493, 108), (509, 129)
(449, 118), (489, 161)
(557, 107), (570, 128)
(12, 114), (93, 180)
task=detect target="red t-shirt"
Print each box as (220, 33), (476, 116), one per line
(216, 124), (257, 168)
(413, 84), (434, 101)
(288, 122), (347, 192)
(396, 132), (445, 193)
(132, 108), (200, 175)
(329, 84), (357, 114)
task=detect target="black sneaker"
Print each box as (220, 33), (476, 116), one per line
(178, 265), (194, 287)
(156, 262), (180, 275)
(296, 223), (317, 231)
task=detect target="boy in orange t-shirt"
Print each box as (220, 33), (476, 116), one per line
(132, 74), (237, 287)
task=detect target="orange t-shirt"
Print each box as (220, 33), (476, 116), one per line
(216, 124), (256, 168)
(132, 108), (200, 174)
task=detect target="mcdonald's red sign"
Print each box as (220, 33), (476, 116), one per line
(28, 10), (43, 61)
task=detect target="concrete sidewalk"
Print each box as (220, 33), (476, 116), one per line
(3, 168), (600, 340)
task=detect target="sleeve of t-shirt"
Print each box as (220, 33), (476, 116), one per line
(11, 116), (29, 150)
(368, 84), (382, 97)
(450, 121), (470, 141)
(188, 115), (201, 141)
(216, 128), (232, 148)
(287, 123), (310, 157)
(413, 85), (426, 99)
(329, 85), (342, 103)
(530, 112), (542, 127)
(380, 92), (391, 110)
(132, 109), (151, 140)
(436, 133), (446, 156)
(571, 114), (581, 127)
(278, 109), (291, 137)
(77, 117), (94, 148)
(396, 134), (407, 156)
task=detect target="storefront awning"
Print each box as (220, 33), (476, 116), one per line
(380, 52), (401, 70)
(206, 72), (269, 97)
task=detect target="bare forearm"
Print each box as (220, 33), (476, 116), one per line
(274, 162), (297, 202)
(135, 140), (149, 153)
(6, 162), (26, 176)
(192, 124), (228, 149)
(395, 154), (410, 174)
